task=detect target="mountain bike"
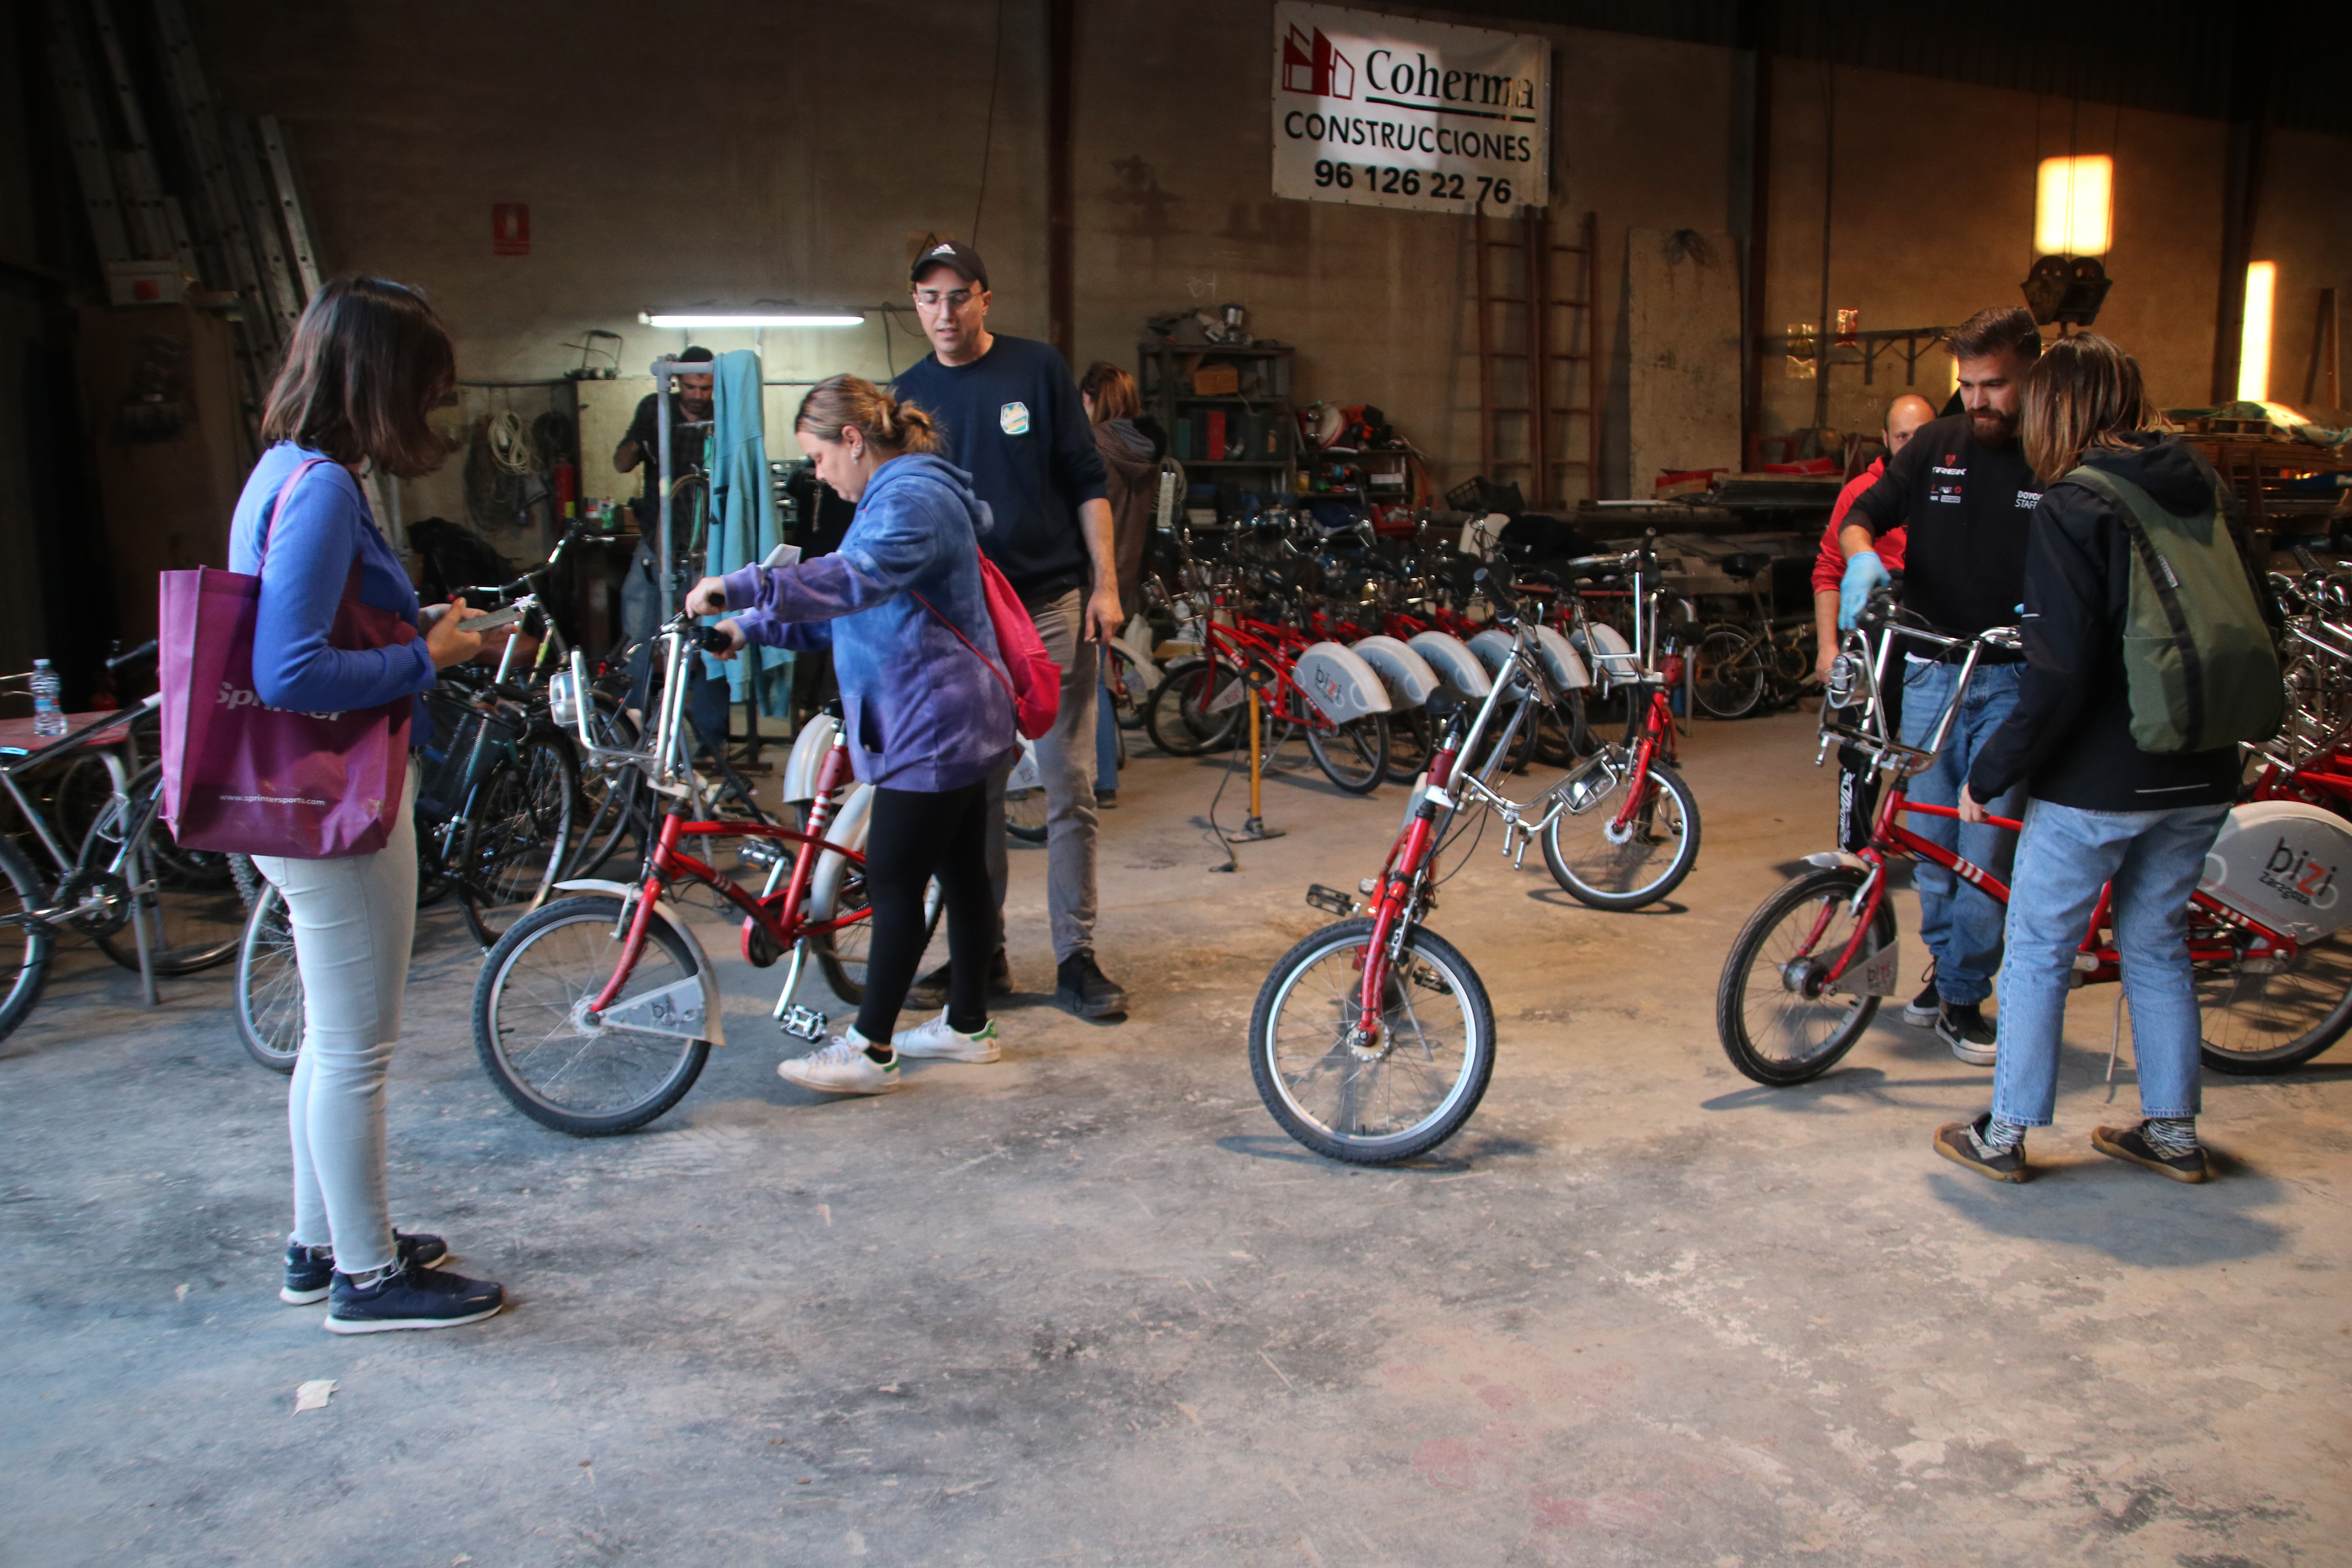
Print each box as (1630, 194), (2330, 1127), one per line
(0, 644), (242, 1046)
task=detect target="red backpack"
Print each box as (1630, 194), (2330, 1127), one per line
(913, 552), (1061, 739)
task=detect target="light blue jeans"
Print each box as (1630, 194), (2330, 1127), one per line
(1899, 658), (2026, 1005)
(252, 759), (419, 1277)
(1989, 798), (2229, 1126)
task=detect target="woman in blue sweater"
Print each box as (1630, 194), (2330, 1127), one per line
(688, 375), (1019, 1094)
(228, 278), (505, 1331)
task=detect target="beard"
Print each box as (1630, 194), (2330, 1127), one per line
(1968, 405), (2017, 446)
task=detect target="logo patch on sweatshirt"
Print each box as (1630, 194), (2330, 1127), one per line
(1000, 401), (1031, 436)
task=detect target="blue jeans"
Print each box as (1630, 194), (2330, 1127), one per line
(1989, 799), (2228, 1126)
(1899, 658), (2025, 1006)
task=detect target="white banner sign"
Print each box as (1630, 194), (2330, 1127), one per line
(1271, 3), (1550, 214)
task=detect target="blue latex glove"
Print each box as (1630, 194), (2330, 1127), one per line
(1837, 549), (1890, 630)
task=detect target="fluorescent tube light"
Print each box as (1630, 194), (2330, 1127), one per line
(640, 312), (865, 329)
(2238, 262), (2276, 402)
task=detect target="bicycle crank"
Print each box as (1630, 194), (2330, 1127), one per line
(56, 870), (133, 937)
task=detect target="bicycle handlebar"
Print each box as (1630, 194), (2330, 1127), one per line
(1471, 567), (1521, 623)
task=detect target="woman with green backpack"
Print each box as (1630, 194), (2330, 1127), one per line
(1935, 333), (2280, 1185)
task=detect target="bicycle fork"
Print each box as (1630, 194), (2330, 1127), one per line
(1351, 736), (1461, 1047)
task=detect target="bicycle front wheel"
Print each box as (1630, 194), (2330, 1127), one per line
(236, 881), (303, 1074)
(1541, 758), (1700, 910)
(1145, 656), (1242, 756)
(1716, 867), (1893, 1084)
(1249, 917), (1496, 1164)
(1384, 706), (1432, 784)
(2195, 922), (2352, 1074)
(1691, 625), (1766, 719)
(472, 894), (709, 1135)
(90, 765), (243, 975)
(1307, 713), (1389, 795)
(457, 734), (579, 949)
(1005, 787), (1049, 843)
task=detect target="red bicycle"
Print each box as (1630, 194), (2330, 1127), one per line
(469, 616), (884, 1134)
(1145, 593), (1391, 792)
(1716, 600), (2352, 1084)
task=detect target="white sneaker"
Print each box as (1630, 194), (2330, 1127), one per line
(777, 1030), (901, 1095)
(891, 1011), (1001, 1063)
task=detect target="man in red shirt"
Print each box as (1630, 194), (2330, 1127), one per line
(1812, 393), (1937, 683)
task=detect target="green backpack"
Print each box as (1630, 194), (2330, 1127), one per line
(2066, 464), (2282, 754)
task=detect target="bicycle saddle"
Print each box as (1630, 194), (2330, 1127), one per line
(1719, 552), (1770, 581)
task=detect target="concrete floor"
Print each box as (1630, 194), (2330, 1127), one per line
(3, 711), (2348, 1567)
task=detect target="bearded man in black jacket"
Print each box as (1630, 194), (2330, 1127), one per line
(1934, 335), (2263, 1187)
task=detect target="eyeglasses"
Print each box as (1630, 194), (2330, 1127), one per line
(913, 288), (977, 311)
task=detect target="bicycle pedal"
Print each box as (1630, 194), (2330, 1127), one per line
(1305, 883), (1357, 916)
(778, 1004), (828, 1042)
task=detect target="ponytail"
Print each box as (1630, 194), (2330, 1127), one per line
(794, 373), (942, 456)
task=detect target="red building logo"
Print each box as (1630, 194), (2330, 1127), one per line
(1282, 25), (1354, 98)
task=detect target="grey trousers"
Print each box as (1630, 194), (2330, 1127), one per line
(986, 588), (1099, 961)
(252, 759), (419, 1277)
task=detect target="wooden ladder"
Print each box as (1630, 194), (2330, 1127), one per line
(1473, 208), (1600, 507)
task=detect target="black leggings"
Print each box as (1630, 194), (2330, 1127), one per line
(856, 778), (999, 1043)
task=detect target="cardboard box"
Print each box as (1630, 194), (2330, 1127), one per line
(1192, 364), (1240, 397)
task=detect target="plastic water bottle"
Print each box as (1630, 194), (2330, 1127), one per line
(30, 658), (66, 737)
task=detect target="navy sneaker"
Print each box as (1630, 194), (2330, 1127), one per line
(324, 1260), (505, 1335)
(281, 1232), (448, 1305)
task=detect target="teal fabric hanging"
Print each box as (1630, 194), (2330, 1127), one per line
(705, 349), (781, 699)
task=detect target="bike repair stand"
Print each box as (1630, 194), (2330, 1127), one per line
(1214, 668), (1284, 872)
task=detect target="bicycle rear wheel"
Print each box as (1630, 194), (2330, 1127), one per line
(1692, 625), (1766, 719)
(472, 894), (709, 1135)
(1541, 759), (1700, 911)
(2194, 921), (2352, 1074)
(1249, 917), (1495, 1164)
(0, 834), (53, 1044)
(1716, 867), (1894, 1084)
(1104, 643), (1150, 731)
(810, 872), (945, 1008)
(458, 733), (579, 949)
(90, 765), (243, 975)
(236, 882), (303, 1074)
(1307, 713), (1389, 794)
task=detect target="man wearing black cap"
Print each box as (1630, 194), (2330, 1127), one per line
(892, 240), (1128, 1021)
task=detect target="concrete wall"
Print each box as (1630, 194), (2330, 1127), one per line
(183, 0), (2352, 514)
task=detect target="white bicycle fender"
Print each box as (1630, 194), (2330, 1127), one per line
(1350, 634), (1440, 707)
(547, 880), (727, 1047)
(1532, 624), (1590, 692)
(1294, 640), (1393, 722)
(1467, 629), (1531, 697)
(1407, 631), (1491, 700)
(781, 713), (841, 805)
(807, 783), (875, 922)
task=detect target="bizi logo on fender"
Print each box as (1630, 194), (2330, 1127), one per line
(2261, 836), (2339, 908)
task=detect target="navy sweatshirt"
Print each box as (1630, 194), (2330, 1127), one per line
(892, 335), (1108, 599)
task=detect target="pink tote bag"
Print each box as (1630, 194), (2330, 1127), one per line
(159, 458), (416, 859)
